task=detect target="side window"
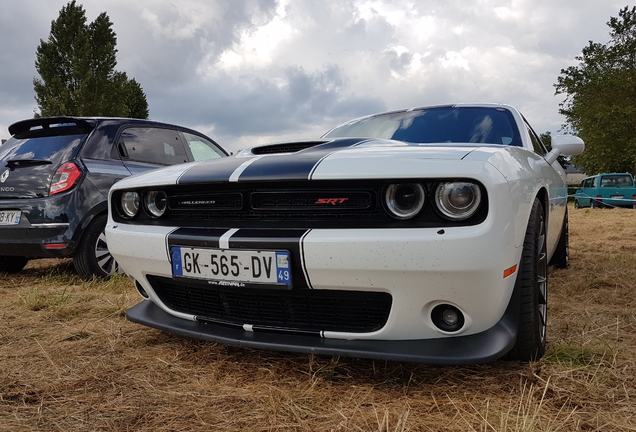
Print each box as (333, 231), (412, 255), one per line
(119, 127), (188, 166)
(182, 132), (226, 161)
(524, 122), (548, 156)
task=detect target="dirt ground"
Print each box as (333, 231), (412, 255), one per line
(1, 206), (635, 431)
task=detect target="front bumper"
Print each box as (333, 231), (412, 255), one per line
(108, 191), (522, 361)
(127, 292), (520, 364)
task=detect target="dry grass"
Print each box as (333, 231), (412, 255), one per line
(1, 206), (635, 431)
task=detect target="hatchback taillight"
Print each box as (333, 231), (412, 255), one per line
(50, 162), (82, 195)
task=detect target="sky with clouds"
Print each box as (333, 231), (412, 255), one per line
(0, 0), (630, 152)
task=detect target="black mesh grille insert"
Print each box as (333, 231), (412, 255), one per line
(148, 276), (392, 333)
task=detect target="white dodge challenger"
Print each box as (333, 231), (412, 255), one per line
(106, 104), (584, 364)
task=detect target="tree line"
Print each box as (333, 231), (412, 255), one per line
(34, 1), (148, 119)
(556, 6), (636, 175)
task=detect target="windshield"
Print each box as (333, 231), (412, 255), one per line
(324, 106), (522, 146)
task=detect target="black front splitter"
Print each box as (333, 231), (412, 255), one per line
(126, 300), (518, 365)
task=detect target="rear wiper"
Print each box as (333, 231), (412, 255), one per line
(5, 159), (53, 170)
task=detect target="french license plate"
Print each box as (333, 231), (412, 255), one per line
(0, 210), (21, 226)
(611, 195), (624, 199)
(171, 246), (291, 287)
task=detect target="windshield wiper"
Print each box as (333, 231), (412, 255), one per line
(5, 159), (53, 170)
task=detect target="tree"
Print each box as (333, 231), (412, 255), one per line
(33, 1), (149, 119)
(123, 78), (150, 119)
(554, 6), (636, 175)
(539, 131), (552, 151)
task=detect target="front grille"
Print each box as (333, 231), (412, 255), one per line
(113, 179), (489, 229)
(148, 276), (392, 333)
(163, 181), (388, 227)
(170, 192), (242, 211)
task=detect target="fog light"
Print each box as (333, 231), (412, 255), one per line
(432, 304), (465, 332)
(443, 309), (459, 326)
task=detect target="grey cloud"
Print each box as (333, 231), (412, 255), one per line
(0, 0), (631, 144)
(149, 64), (384, 138)
(383, 50), (413, 73)
(111, 0), (279, 85)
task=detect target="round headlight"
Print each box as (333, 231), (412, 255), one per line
(384, 183), (425, 220)
(120, 191), (140, 219)
(435, 182), (481, 220)
(144, 190), (168, 218)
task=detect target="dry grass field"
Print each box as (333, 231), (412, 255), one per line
(1, 206), (635, 431)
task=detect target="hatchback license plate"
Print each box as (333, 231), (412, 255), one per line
(171, 246), (291, 287)
(0, 210), (20, 225)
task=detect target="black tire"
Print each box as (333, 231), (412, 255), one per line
(506, 199), (548, 361)
(549, 209), (568, 269)
(0, 256), (29, 273)
(73, 214), (120, 279)
(591, 199), (599, 209)
(574, 200), (580, 209)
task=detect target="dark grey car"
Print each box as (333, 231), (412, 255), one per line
(0, 116), (227, 278)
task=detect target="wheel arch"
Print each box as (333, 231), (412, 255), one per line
(535, 187), (549, 223)
(70, 202), (109, 248)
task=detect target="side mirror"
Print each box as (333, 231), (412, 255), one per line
(544, 135), (584, 164)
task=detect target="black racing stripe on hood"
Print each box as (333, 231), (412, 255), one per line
(177, 138), (368, 184)
(176, 156), (253, 184)
(237, 138), (367, 182)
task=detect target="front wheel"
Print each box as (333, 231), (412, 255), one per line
(506, 199), (548, 361)
(73, 215), (120, 279)
(574, 200), (580, 209)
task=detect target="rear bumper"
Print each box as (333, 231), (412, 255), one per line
(0, 183), (102, 258)
(0, 224), (74, 258)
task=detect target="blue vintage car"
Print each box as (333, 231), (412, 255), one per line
(574, 173), (636, 209)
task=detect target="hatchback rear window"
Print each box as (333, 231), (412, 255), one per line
(0, 134), (86, 162)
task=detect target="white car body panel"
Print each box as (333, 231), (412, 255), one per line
(106, 103), (582, 364)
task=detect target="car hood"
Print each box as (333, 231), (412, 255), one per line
(112, 138), (507, 190)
